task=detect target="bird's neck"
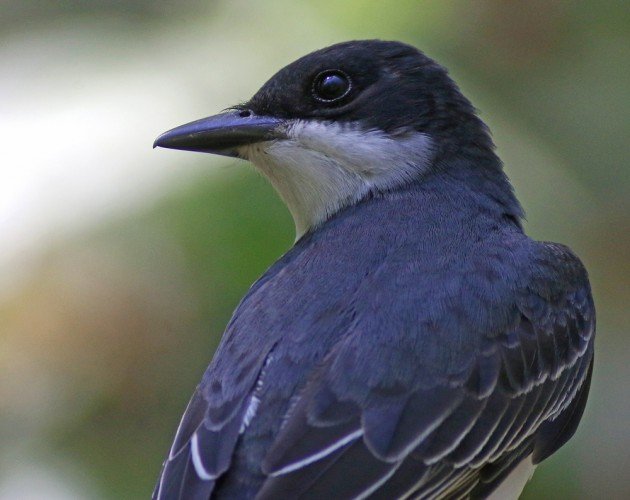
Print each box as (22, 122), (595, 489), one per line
(244, 123), (523, 240)
(243, 122), (434, 240)
(435, 149), (525, 228)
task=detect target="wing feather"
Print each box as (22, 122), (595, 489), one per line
(255, 243), (594, 499)
(154, 235), (594, 500)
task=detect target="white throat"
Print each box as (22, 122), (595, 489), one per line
(241, 120), (433, 239)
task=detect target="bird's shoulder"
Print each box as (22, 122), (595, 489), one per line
(520, 240), (591, 304)
(253, 236), (596, 499)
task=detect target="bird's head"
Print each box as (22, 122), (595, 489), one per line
(155, 40), (507, 238)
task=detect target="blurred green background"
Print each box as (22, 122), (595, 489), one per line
(1, 1), (628, 498)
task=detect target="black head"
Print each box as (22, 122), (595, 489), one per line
(244, 40), (494, 154)
(155, 40), (520, 237)
(156, 40), (495, 159)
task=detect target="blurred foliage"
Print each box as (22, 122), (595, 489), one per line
(1, 0), (628, 499)
(2, 168), (293, 498)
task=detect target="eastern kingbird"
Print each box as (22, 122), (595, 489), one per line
(153, 40), (595, 499)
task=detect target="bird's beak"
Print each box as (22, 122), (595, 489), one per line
(153, 110), (285, 157)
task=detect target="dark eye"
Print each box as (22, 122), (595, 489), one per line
(312, 70), (351, 102)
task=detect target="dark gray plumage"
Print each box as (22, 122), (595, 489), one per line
(153, 40), (595, 499)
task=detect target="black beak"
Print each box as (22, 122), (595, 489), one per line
(153, 110), (285, 157)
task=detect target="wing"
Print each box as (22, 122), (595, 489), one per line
(152, 254), (289, 500)
(151, 223), (386, 500)
(257, 242), (595, 499)
(152, 349), (276, 500)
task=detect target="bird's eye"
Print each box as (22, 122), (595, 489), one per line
(312, 70), (351, 103)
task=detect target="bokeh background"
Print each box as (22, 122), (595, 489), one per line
(1, 1), (628, 498)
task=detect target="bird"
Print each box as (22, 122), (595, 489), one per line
(152, 40), (595, 499)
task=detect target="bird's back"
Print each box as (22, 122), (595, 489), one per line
(154, 171), (594, 499)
